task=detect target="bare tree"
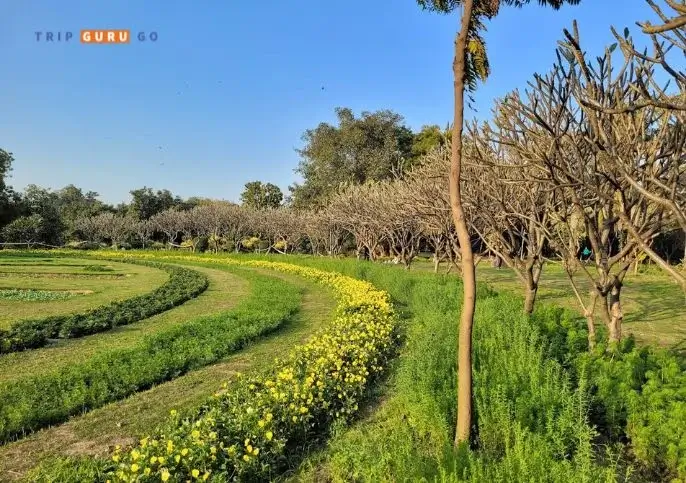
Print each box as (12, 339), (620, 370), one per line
(135, 219), (153, 249)
(150, 209), (183, 248)
(467, 124), (552, 314)
(561, 19), (686, 293)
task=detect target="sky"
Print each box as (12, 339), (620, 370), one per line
(0, 0), (657, 205)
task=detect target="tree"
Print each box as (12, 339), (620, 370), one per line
(411, 124), (452, 159)
(289, 107), (415, 209)
(0, 215), (44, 246)
(56, 185), (108, 239)
(128, 187), (182, 220)
(21, 185), (64, 245)
(240, 182), (283, 210)
(416, 0), (581, 446)
(150, 209), (183, 247)
(0, 149), (14, 193)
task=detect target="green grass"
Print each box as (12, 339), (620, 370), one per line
(0, 262), (307, 445)
(0, 265), (246, 383)
(410, 258), (686, 348)
(0, 259), (168, 330)
(0, 267), (336, 481)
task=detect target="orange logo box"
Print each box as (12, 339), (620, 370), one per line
(80, 30), (130, 44)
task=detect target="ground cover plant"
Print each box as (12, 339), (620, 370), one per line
(0, 260), (209, 353)
(51, 251), (686, 480)
(26, 254), (399, 482)
(0, 264), (302, 443)
(0, 288), (84, 301)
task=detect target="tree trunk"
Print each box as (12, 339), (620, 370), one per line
(452, 0), (476, 447)
(434, 253), (440, 273)
(585, 291), (598, 350)
(524, 281), (537, 314)
(523, 263), (540, 315)
(608, 284), (623, 346)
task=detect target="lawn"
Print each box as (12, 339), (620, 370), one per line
(0, 258), (168, 329)
(0, 264), (247, 383)
(0, 265), (336, 481)
(410, 258), (686, 349)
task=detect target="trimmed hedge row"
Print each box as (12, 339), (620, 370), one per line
(33, 257), (399, 482)
(0, 268), (301, 444)
(0, 261), (209, 354)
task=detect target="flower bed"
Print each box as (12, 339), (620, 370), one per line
(55, 256), (398, 482)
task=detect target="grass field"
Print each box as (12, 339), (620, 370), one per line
(0, 250), (684, 482)
(0, 264), (246, 383)
(411, 258), (686, 349)
(0, 264), (335, 481)
(0, 258), (168, 329)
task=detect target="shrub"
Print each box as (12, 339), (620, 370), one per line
(0, 261), (209, 353)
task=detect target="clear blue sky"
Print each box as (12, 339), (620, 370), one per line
(1, 0), (655, 205)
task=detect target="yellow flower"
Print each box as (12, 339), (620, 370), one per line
(192, 430), (201, 439)
(130, 463), (139, 472)
(112, 455), (120, 463)
(192, 469), (200, 478)
(203, 472), (210, 481)
(144, 467), (151, 476)
(243, 454), (250, 462)
(150, 456), (157, 464)
(181, 448), (189, 456)
(266, 431), (273, 441)
(161, 470), (171, 482)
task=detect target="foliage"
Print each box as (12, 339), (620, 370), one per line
(48, 256), (398, 482)
(239, 181), (283, 210)
(0, 289), (78, 301)
(0, 261), (209, 354)
(289, 107), (415, 209)
(0, 214), (45, 244)
(127, 187), (185, 220)
(580, 345), (686, 480)
(0, 148), (14, 192)
(0, 266), (301, 443)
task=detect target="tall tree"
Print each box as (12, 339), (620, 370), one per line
(290, 107), (415, 209)
(240, 181), (283, 209)
(411, 124), (452, 159)
(0, 149), (14, 193)
(56, 185), (108, 239)
(416, 0), (581, 446)
(128, 187), (181, 220)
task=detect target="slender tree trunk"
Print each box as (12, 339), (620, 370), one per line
(608, 283), (623, 346)
(451, 0), (476, 447)
(524, 275), (537, 315)
(434, 252), (440, 273)
(585, 291), (598, 350)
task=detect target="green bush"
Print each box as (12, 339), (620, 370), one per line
(0, 269), (301, 443)
(0, 261), (209, 354)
